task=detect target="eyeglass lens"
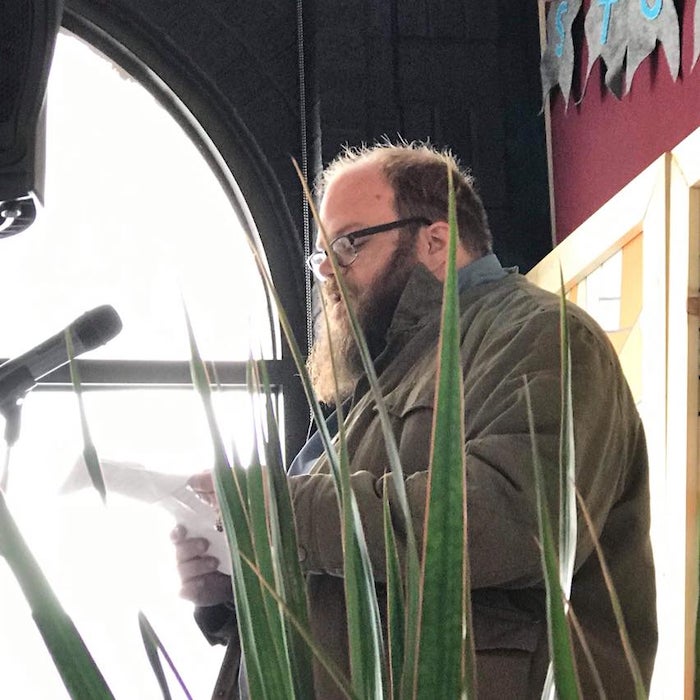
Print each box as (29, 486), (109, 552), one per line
(331, 237), (356, 266)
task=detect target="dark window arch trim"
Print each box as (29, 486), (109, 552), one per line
(54, 3), (310, 456)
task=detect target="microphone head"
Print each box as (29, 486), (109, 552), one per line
(72, 305), (123, 353)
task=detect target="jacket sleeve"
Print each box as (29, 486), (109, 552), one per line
(289, 308), (637, 588)
(194, 602), (238, 646)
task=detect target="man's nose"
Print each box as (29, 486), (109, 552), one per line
(318, 254), (333, 280)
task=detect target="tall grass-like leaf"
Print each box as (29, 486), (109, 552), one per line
(412, 167), (475, 699)
(237, 550), (359, 699)
(566, 607), (605, 697)
(0, 490), (114, 699)
(138, 611), (193, 700)
(383, 488), (405, 697)
(245, 363), (292, 677)
(558, 269), (576, 598)
(290, 160), (422, 566)
(247, 163), (392, 697)
(254, 358), (315, 698)
(291, 159), (421, 696)
(524, 382), (580, 700)
(575, 492), (647, 698)
(242, 160), (431, 697)
(317, 289), (384, 699)
(65, 329), (106, 503)
(235, 199), (387, 698)
(240, 235), (368, 698)
(184, 305), (292, 699)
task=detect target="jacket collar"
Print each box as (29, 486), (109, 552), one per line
(387, 253), (512, 335)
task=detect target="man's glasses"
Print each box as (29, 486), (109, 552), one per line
(306, 217), (432, 281)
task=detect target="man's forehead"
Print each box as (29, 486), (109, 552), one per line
(321, 162), (392, 204)
(321, 167), (394, 221)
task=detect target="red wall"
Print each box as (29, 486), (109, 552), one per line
(550, 0), (700, 243)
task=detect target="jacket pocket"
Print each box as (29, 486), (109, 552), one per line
(472, 594), (545, 700)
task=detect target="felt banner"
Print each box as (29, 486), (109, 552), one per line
(541, 0), (682, 101)
(584, 0), (680, 97)
(540, 0), (584, 105)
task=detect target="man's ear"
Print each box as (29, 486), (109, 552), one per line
(416, 221), (471, 280)
(424, 220), (450, 256)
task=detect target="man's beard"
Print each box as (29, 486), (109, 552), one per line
(307, 236), (417, 405)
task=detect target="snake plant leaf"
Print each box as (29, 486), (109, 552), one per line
(184, 304), (291, 699)
(244, 360), (295, 692)
(412, 167), (475, 699)
(245, 364), (286, 638)
(291, 159), (421, 568)
(558, 269), (577, 599)
(239, 231), (368, 699)
(254, 358), (315, 698)
(575, 492), (646, 698)
(0, 490), (114, 699)
(138, 612), (171, 700)
(244, 162), (387, 697)
(524, 382), (580, 700)
(566, 607), (605, 697)
(317, 292), (385, 699)
(237, 549), (360, 700)
(65, 329), (106, 503)
(294, 158), (422, 698)
(137, 610), (193, 700)
(384, 489), (405, 695)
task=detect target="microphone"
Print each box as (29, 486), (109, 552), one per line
(0, 305), (123, 402)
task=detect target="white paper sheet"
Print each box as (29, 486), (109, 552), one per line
(61, 457), (231, 575)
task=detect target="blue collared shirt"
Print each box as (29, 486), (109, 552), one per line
(457, 252), (512, 292)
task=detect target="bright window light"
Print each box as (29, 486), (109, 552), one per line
(0, 30), (276, 699)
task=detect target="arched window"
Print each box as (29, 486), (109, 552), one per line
(0, 28), (302, 698)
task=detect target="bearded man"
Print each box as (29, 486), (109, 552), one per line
(172, 143), (657, 698)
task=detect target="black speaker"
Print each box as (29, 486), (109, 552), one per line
(0, 0), (63, 238)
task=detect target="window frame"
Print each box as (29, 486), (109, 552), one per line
(11, 12), (311, 461)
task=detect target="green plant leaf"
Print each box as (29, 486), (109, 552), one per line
(384, 489), (405, 696)
(244, 361), (295, 694)
(294, 158), (425, 698)
(317, 289), (384, 699)
(558, 268), (576, 598)
(255, 358), (315, 698)
(65, 329), (106, 503)
(524, 381), (580, 700)
(575, 492), (647, 699)
(0, 490), (114, 699)
(236, 239), (363, 698)
(237, 549), (359, 700)
(566, 607), (605, 697)
(412, 167), (475, 699)
(184, 304), (291, 699)
(137, 610), (193, 700)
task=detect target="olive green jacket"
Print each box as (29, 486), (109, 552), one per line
(288, 264), (657, 699)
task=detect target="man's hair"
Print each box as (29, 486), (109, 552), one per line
(317, 141), (493, 256)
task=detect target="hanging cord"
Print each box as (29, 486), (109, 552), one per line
(297, 0), (316, 437)
(296, 0), (313, 356)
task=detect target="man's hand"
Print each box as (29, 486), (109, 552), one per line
(171, 523), (233, 607)
(187, 470), (218, 507)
